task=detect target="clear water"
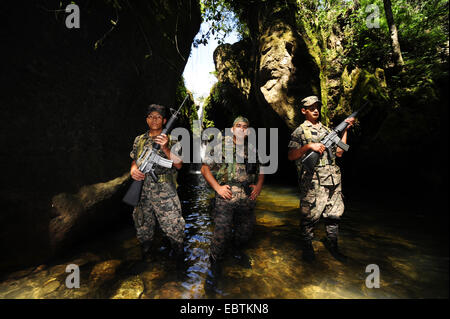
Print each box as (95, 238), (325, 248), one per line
(0, 174), (448, 299)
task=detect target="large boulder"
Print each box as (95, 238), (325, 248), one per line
(257, 21), (319, 130)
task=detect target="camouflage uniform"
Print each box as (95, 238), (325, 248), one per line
(289, 121), (344, 243)
(130, 132), (185, 249)
(204, 134), (259, 261)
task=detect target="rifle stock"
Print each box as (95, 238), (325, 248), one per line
(122, 179), (144, 207)
(302, 151), (320, 172)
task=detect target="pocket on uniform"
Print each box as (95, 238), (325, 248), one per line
(300, 184), (316, 207)
(132, 209), (144, 227)
(300, 193), (316, 217)
(159, 183), (177, 200)
(301, 193), (316, 206)
(299, 176), (316, 195)
(332, 166), (341, 185)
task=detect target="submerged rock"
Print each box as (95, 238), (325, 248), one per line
(49, 173), (130, 252)
(88, 260), (122, 286)
(41, 278), (61, 295)
(141, 268), (166, 282)
(154, 281), (183, 299)
(111, 276), (144, 299)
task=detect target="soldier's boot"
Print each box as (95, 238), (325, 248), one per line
(171, 242), (186, 276)
(323, 237), (347, 263)
(301, 239), (315, 263)
(205, 256), (222, 297)
(140, 240), (153, 261)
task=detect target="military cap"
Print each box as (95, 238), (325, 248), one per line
(301, 96), (322, 107)
(233, 116), (250, 126)
(146, 104), (167, 118)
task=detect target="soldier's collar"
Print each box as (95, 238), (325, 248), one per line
(304, 120), (322, 128)
(146, 130), (162, 139)
(142, 131), (152, 140)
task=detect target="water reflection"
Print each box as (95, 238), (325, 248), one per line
(0, 175), (448, 299)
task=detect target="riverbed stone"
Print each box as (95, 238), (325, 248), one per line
(154, 281), (183, 299)
(111, 276), (144, 299)
(141, 268), (166, 282)
(42, 278), (61, 295)
(3, 267), (35, 281)
(48, 264), (68, 277)
(88, 260), (122, 286)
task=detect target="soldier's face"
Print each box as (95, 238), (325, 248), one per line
(146, 111), (166, 130)
(232, 121), (249, 140)
(301, 103), (321, 121)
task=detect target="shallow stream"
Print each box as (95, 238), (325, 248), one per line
(0, 173), (448, 299)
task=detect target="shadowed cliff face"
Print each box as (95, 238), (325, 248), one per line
(203, 0), (320, 133)
(257, 21), (319, 130)
(0, 0), (201, 272)
(258, 22), (297, 128)
(205, 0), (448, 202)
(214, 43), (252, 99)
(207, 41), (256, 130)
(204, 11), (319, 184)
(209, 21), (319, 131)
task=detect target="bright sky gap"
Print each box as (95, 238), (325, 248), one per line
(183, 21), (240, 105)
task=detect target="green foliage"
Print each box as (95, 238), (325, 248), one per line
(295, 0), (358, 125)
(201, 0), (448, 131)
(346, 0), (448, 70)
(201, 85), (217, 128)
(175, 77), (198, 131)
(202, 95), (216, 128)
(91, 0), (122, 50)
(202, 82), (227, 128)
(293, 0), (448, 122)
(202, 80), (247, 129)
(195, 0), (249, 47)
(347, 0), (449, 109)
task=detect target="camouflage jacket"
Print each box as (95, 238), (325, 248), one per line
(289, 121), (341, 187)
(204, 133), (259, 185)
(130, 131), (180, 180)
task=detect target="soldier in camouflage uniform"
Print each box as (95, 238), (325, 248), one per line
(129, 104), (185, 262)
(288, 96), (354, 262)
(201, 116), (265, 274)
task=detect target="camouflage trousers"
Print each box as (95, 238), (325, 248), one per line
(210, 185), (256, 261)
(132, 181), (185, 247)
(299, 180), (344, 242)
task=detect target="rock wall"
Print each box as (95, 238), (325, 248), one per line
(0, 0), (201, 272)
(203, 1), (319, 183)
(203, 0), (448, 198)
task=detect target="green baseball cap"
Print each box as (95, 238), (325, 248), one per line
(233, 116), (250, 126)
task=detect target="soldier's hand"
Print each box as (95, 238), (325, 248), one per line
(249, 184), (262, 200)
(309, 143), (326, 154)
(154, 133), (169, 151)
(217, 185), (232, 200)
(344, 117), (355, 130)
(131, 165), (145, 181)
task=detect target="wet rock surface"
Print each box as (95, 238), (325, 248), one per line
(0, 176), (447, 299)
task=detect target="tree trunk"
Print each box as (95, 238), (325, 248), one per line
(383, 0), (404, 68)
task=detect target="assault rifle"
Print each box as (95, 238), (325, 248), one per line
(301, 102), (368, 172)
(122, 95), (189, 206)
